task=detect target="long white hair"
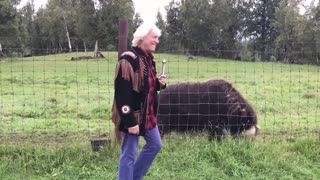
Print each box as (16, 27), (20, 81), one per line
(132, 23), (161, 47)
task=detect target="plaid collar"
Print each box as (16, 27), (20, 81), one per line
(131, 46), (154, 60)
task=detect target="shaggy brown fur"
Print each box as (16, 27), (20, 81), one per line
(157, 79), (258, 139)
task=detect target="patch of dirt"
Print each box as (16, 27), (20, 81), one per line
(0, 133), (111, 145)
(71, 55), (104, 61)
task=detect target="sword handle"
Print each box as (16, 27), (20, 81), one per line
(161, 59), (166, 75)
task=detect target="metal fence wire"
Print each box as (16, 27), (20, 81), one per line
(0, 48), (319, 144)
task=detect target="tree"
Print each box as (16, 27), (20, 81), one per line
(133, 12), (143, 31)
(0, 0), (21, 53)
(244, 0), (281, 61)
(132, 12), (143, 48)
(208, 0), (241, 58)
(309, 2), (320, 63)
(273, 0), (306, 63)
(75, 0), (97, 52)
(165, 0), (184, 53)
(34, 0), (78, 53)
(156, 11), (167, 52)
(32, 7), (51, 55)
(177, 0), (242, 58)
(96, 0), (134, 50)
(180, 0), (211, 55)
(19, 0), (35, 54)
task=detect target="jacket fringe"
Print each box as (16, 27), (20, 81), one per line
(111, 101), (122, 144)
(112, 58), (145, 144)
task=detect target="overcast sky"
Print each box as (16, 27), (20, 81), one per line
(18, 0), (173, 24)
(19, 0), (319, 24)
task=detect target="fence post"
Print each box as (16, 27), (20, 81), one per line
(0, 43), (3, 57)
(118, 18), (128, 59)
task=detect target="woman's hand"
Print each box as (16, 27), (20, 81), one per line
(128, 125), (139, 135)
(158, 75), (167, 86)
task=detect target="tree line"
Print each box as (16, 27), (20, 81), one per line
(0, 0), (319, 64)
(162, 0), (320, 64)
(0, 0), (137, 55)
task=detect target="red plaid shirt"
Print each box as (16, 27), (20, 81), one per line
(141, 49), (157, 130)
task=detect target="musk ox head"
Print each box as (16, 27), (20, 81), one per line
(157, 79), (259, 139)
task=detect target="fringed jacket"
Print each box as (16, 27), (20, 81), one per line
(112, 46), (166, 138)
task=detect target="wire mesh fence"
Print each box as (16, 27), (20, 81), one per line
(0, 48), (319, 144)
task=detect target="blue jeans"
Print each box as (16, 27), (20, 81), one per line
(118, 126), (162, 180)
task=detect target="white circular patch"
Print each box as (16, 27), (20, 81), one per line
(121, 105), (130, 114)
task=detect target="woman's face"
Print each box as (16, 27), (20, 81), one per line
(140, 30), (160, 53)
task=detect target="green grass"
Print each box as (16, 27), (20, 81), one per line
(0, 51), (320, 179)
(0, 135), (319, 179)
(1, 52), (116, 140)
(0, 51), (319, 137)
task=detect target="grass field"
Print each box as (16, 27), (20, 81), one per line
(0, 135), (319, 179)
(0, 51), (320, 179)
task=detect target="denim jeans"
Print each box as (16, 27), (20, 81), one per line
(118, 126), (162, 180)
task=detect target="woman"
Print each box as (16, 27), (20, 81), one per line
(112, 23), (167, 180)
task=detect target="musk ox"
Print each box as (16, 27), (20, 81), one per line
(157, 79), (259, 139)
